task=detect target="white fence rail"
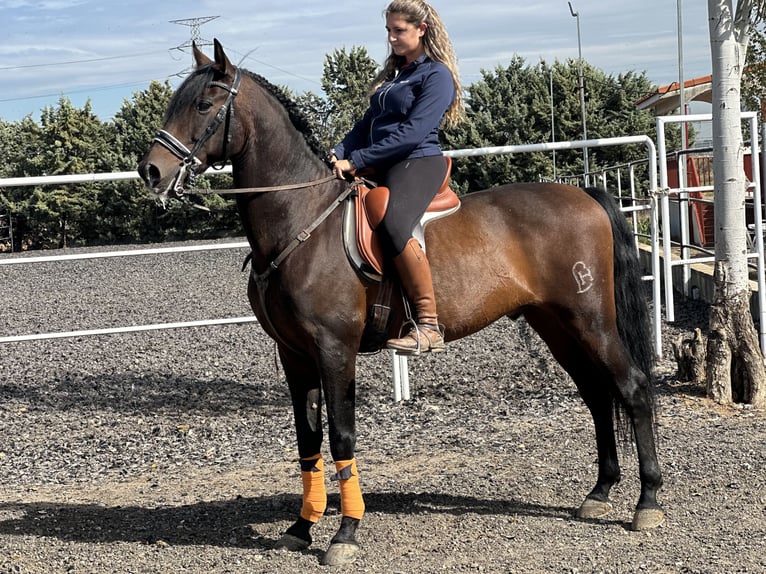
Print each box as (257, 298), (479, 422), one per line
(655, 112), (766, 354)
(0, 241), (254, 344)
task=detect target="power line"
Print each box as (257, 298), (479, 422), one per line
(225, 48), (321, 88)
(0, 77), (174, 104)
(0, 50), (165, 71)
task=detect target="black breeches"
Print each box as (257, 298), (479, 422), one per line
(378, 155), (448, 257)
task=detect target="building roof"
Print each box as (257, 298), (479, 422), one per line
(635, 74), (712, 115)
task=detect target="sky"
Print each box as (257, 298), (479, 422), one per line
(0, 0), (712, 123)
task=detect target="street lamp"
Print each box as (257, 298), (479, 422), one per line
(568, 2), (589, 184)
(677, 0), (687, 147)
(550, 71), (557, 181)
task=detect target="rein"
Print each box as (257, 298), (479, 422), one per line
(249, 179), (361, 285)
(190, 175), (338, 195)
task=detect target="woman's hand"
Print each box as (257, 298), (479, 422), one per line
(332, 159), (356, 180)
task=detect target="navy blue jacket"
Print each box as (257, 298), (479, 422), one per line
(333, 54), (455, 170)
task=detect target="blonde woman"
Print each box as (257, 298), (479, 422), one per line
(330, 0), (463, 354)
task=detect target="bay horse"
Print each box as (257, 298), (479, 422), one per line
(138, 40), (664, 566)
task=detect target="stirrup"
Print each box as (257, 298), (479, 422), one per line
(387, 321), (445, 356)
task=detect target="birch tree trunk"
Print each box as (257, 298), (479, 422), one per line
(707, 0), (766, 407)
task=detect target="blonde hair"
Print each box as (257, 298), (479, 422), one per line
(371, 0), (465, 127)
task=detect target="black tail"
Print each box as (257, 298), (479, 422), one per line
(584, 187), (655, 377)
(584, 187), (656, 436)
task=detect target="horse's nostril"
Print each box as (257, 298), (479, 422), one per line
(139, 162), (162, 188)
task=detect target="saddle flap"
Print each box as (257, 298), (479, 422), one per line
(363, 186), (390, 229)
(355, 184), (386, 276)
(345, 156), (459, 281)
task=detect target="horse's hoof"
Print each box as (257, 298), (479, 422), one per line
(274, 533), (311, 552)
(576, 498), (613, 519)
(631, 508), (665, 531)
(321, 542), (360, 566)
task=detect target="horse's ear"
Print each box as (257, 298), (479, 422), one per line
(212, 38), (233, 76)
(193, 41), (213, 68)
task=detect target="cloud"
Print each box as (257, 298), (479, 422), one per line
(0, 0), (712, 122)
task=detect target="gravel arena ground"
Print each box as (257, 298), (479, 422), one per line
(0, 238), (764, 574)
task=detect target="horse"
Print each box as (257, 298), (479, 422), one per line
(138, 40), (664, 566)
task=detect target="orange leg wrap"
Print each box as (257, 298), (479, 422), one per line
(333, 459), (365, 520)
(300, 454), (327, 523)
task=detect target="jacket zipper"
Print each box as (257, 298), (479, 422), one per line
(369, 68), (400, 145)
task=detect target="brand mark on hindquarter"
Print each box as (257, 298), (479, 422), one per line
(572, 261), (594, 293)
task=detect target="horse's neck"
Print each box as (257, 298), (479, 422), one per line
(231, 112), (340, 273)
(235, 85), (325, 188)
(236, 178), (344, 277)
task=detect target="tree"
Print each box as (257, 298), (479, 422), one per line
(0, 99), (117, 248)
(114, 80), (174, 170)
(0, 116), (44, 250)
(741, 19), (766, 111)
(441, 58), (659, 194)
(28, 97), (118, 248)
(448, 57), (553, 189)
(0, 119), (23, 177)
(319, 47), (379, 148)
(293, 90), (333, 149)
(706, 0), (766, 407)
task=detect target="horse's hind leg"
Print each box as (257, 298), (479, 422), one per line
(619, 364), (665, 530)
(526, 313), (622, 518)
(575, 351), (665, 530)
(526, 311), (663, 529)
(573, 376), (623, 520)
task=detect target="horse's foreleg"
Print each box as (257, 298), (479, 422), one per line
(274, 351), (326, 552)
(319, 349), (364, 566)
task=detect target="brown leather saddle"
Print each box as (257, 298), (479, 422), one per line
(342, 156), (461, 282)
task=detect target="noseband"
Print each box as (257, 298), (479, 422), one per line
(152, 67), (242, 196)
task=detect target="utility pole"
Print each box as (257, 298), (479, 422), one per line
(170, 15), (219, 66)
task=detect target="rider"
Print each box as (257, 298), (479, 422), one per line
(329, 0), (464, 354)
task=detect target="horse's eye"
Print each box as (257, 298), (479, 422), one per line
(196, 100), (213, 113)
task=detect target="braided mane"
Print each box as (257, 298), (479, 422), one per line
(240, 69), (325, 158)
(166, 64), (325, 159)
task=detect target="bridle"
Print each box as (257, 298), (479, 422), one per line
(150, 66), (338, 197)
(152, 67), (243, 197)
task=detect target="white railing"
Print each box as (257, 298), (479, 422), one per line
(0, 242), (254, 344)
(656, 112), (766, 354)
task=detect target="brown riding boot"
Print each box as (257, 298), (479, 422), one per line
(386, 238), (446, 355)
